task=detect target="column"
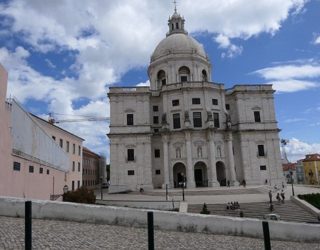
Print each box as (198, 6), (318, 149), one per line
(185, 131), (195, 188)
(162, 135), (170, 188)
(208, 130), (219, 187)
(226, 132), (239, 186)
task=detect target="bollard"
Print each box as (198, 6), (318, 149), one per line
(147, 211), (154, 250)
(25, 201), (32, 250)
(262, 221), (271, 250)
(166, 184), (168, 201)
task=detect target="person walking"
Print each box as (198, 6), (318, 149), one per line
(276, 193), (281, 203)
(281, 190), (285, 203)
(268, 190), (272, 204)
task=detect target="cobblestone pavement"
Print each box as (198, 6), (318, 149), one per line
(0, 216), (319, 250)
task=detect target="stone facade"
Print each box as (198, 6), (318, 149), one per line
(108, 11), (283, 191)
(82, 147), (101, 190)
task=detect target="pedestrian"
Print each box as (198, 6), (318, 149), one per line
(276, 193), (281, 202)
(282, 182), (285, 189)
(227, 180), (230, 187)
(281, 190), (285, 203)
(268, 190), (272, 204)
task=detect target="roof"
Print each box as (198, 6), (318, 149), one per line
(282, 163), (296, 171)
(151, 33), (206, 61)
(30, 114), (85, 141)
(302, 154), (320, 162)
(83, 147), (100, 158)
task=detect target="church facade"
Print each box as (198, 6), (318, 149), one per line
(108, 10), (283, 191)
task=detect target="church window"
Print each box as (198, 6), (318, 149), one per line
(59, 139), (63, 148)
(226, 104), (230, 110)
(260, 165), (267, 171)
(155, 169), (161, 175)
(153, 106), (159, 112)
(212, 99), (218, 105)
(192, 98), (201, 104)
(254, 111), (261, 122)
(39, 167), (43, 174)
(128, 170), (135, 175)
(127, 149), (134, 161)
(154, 149), (160, 158)
(193, 112), (202, 128)
(154, 128), (159, 133)
(72, 161), (75, 171)
(72, 181), (75, 191)
(179, 66), (190, 82)
(202, 70), (208, 81)
(52, 136), (56, 141)
(157, 70), (166, 86)
(173, 113), (181, 129)
(213, 112), (220, 128)
(172, 99), (179, 106)
(176, 22), (179, 29)
(258, 145), (265, 157)
(47, 169), (50, 175)
(127, 114), (134, 125)
(171, 23), (174, 30)
(153, 116), (159, 124)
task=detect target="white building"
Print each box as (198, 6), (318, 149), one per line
(108, 10), (283, 191)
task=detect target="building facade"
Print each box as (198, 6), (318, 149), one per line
(0, 64), (71, 200)
(303, 154), (320, 185)
(82, 147), (100, 190)
(108, 10), (283, 191)
(32, 116), (84, 191)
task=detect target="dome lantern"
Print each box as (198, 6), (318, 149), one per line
(167, 2), (187, 37)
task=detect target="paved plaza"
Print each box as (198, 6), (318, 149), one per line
(99, 185), (320, 205)
(0, 216), (320, 250)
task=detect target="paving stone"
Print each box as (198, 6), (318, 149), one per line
(0, 216), (319, 249)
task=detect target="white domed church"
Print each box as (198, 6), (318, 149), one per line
(108, 9), (283, 192)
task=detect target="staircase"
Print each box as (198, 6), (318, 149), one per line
(188, 200), (319, 223)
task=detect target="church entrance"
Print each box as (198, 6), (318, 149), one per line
(194, 162), (208, 187)
(173, 162), (186, 188)
(216, 161), (226, 186)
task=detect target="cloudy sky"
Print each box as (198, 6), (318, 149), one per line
(0, 0), (319, 162)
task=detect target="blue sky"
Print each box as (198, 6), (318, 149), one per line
(0, 0), (319, 161)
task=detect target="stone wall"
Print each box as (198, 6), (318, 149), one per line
(0, 196), (319, 242)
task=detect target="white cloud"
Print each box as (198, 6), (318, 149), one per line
(136, 80), (150, 87)
(253, 62), (320, 92)
(285, 138), (320, 162)
(255, 65), (320, 80)
(314, 36), (320, 45)
(214, 34), (243, 58)
(284, 118), (307, 123)
(268, 79), (317, 92)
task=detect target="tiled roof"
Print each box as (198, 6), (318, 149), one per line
(282, 163), (296, 171)
(302, 154), (320, 162)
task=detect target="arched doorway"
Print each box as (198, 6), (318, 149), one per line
(194, 162), (208, 187)
(216, 161), (226, 186)
(173, 162), (186, 188)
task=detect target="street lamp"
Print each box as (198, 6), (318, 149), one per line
(290, 171), (295, 196)
(100, 177), (104, 201)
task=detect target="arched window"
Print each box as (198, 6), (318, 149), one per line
(171, 23), (174, 30)
(202, 69), (207, 81)
(178, 66), (190, 82)
(157, 70), (166, 86)
(176, 22), (179, 29)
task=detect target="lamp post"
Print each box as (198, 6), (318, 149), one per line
(181, 173), (185, 201)
(290, 171), (295, 196)
(100, 177), (103, 201)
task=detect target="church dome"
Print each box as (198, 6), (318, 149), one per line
(151, 33), (207, 62)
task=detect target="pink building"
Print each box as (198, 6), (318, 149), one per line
(0, 64), (83, 200)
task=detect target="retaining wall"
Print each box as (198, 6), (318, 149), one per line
(0, 196), (319, 242)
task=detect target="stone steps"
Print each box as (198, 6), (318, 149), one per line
(142, 186), (265, 196)
(188, 200), (318, 223)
